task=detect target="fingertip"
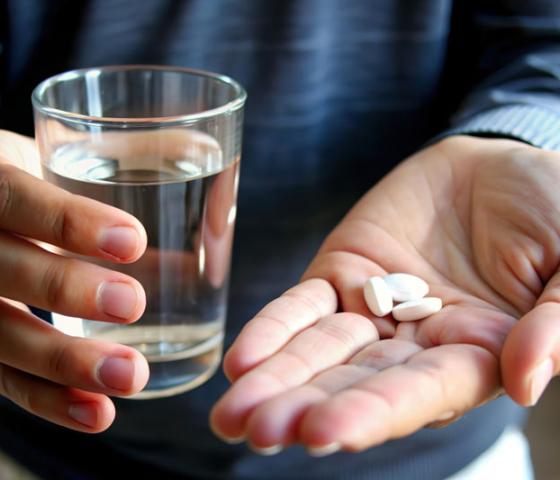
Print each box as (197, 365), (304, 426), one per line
(105, 348), (150, 396)
(93, 396), (117, 432)
(98, 223), (146, 264)
(222, 346), (244, 383)
(208, 377), (259, 441)
(96, 278), (146, 324)
(245, 388), (324, 449)
(128, 278), (147, 323)
(527, 358), (554, 406)
(208, 404), (221, 436)
(307, 442), (342, 457)
(222, 332), (270, 382)
(501, 324), (528, 404)
(131, 218), (148, 261)
(298, 406), (338, 448)
(245, 406), (284, 449)
(130, 350), (150, 393)
(297, 395), (353, 448)
(67, 394), (116, 433)
(298, 389), (384, 451)
(208, 400), (242, 443)
(501, 303), (560, 405)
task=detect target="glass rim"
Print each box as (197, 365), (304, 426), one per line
(31, 64), (247, 128)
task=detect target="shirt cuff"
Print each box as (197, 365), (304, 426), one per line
(439, 104), (560, 151)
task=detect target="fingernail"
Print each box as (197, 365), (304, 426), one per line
(308, 442), (341, 457)
(436, 411), (455, 422)
(97, 357), (135, 391)
(99, 226), (140, 260)
(68, 403), (97, 428)
(221, 435), (246, 445)
(530, 358), (554, 406)
(249, 444), (283, 456)
(98, 282), (138, 319)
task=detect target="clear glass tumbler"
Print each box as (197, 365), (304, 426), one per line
(32, 65), (246, 399)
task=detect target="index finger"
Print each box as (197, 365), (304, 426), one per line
(223, 279), (338, 382)
(0, 164), (146, 262)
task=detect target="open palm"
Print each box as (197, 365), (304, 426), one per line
(211, 136), (560, 454)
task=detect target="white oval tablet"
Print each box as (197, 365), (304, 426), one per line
(363, 276), (393, 317)
(384, 273), (429, 302)
(391, 297), (442, 322)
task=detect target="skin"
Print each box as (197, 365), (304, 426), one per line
(0, 131), (150, 432)
(0, 128), (233, 433)
(210, 135), (560, 453)
(0, 130), (558, 446)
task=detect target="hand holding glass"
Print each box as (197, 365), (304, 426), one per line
(33, 66), (246, 398)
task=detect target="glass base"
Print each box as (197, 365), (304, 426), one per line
(123, 360), (221, 400)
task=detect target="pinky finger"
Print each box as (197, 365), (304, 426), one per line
(0, 363), (115, 433)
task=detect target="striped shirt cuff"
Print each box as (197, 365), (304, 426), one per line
(442, 104), (560, 151)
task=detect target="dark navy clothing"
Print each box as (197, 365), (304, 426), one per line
(1, 1), (560, 478)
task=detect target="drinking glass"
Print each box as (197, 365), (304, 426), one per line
(32, 65), (246, 399)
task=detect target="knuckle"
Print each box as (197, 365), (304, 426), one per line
(314, 251), (366, 294)
(0, 163), (17, 221)
(316, 319), (358, 348)
(316, 314), (376, 348)
(320, 250), (349, 269)
(42, 259), (75, 310)
(284, 289), (323, 319)
(47, 337), (75, 380)
(24, 388), (41, 414)
(0, 365), (14, 399)
(282, 350), (314, 377)
(351, 347), (390, 371)
(0, 364), (33, 413)
(434, 135), (476, 156)
(17, 388), (33, 413)
(257, 312), (293, 336)
(47, 198), (72, 246)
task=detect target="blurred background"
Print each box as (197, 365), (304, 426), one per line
(0, 378), (558, 480)
(525, 378), (560, 480)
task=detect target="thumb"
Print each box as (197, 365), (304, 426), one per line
(501, 271), (560, 406)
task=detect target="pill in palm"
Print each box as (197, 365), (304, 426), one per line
(391, 297), (443, 322)
(363, 276), (393, 317)
(383, 273), (429, 302)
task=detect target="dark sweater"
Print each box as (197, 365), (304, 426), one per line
(1, 0), (559, 478)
